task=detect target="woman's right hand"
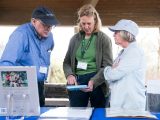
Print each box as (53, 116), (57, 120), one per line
(67, 75), (77, 85)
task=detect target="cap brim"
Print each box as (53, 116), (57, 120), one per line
(108, 26), (119, 32)
(41, 17), (60, 26)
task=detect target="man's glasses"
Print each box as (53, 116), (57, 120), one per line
(37, 19), (56, 29)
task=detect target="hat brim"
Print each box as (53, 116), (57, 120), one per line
(41, 17), (59, 26)
(108, 26), (120, 32)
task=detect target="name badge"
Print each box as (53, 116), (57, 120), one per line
(39, 66), (48, 74)
(77, 61), (87, 70)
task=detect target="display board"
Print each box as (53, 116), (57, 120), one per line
(0, 66), (40, 116)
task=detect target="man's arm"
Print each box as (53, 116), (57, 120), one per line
(0, 31), (25, 66)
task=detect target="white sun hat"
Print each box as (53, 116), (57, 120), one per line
(109, 19), (139, 37)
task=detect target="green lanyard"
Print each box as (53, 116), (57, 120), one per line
(81, 34), (94, 58)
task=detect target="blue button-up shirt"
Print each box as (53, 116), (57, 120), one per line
(104, 42), (146, 110)
(0, 23), (54, 81)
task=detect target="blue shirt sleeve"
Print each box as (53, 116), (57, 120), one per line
(0, 31), (26, 66)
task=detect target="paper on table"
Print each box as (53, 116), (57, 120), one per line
(40, 107), (93, 120)
(147, 80), (160, 94)
(106, 108), (158, 119)
(66, 85), (88, 91)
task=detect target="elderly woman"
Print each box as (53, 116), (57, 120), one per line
(104, 19), (146, 110)
(63, 4), (113, 107)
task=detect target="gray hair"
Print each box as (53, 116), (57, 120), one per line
(119, 30), (136, 42)
(77, 4), (102, 32)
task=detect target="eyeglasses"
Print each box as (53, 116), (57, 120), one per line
(114, 30), (120, 35)
(37, 19), (56, 29)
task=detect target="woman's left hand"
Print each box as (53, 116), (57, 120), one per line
(81, 80), (94, 92)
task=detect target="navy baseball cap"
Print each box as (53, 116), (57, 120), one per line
(32, 6), (59, 26)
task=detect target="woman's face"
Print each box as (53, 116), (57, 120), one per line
(113, 31), (126, 47)
(79, 16), (95, 36)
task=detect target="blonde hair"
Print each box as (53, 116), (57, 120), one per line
(77, 4), (102, 32)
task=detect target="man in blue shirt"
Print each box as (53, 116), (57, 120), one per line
(0, 6), (59, 107)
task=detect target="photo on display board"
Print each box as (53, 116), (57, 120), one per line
(1, 71), (28, 87)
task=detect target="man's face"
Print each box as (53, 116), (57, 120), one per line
(31, 18), (53, 38)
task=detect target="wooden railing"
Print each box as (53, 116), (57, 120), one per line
(44, 83), (69, 107)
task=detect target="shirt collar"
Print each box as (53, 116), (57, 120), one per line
(30, 23), (46, 40)
(123, 41), (137, 52)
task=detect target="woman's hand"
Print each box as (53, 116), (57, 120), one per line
(67, 75), (77, 85)
(82, 80), (94, 92)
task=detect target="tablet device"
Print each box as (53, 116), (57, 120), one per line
(66, 85), (88, 91)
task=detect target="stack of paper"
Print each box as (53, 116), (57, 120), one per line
(106, 108), (157, 119)
(147, 80), (160, 94)
(40, 107), (93, 120)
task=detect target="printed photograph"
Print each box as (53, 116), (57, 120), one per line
(1, 71), (28, 87)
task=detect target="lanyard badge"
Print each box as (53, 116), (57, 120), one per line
(81, 34), (94, 58)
